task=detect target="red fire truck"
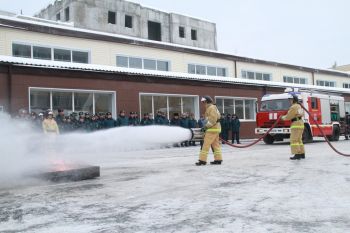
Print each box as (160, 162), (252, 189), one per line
(255, 88), (350, 144)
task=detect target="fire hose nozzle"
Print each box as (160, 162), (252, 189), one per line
(189, 128), (205, 141)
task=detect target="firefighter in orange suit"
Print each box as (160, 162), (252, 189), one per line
(42, 111), (60, 135)
(196, 96), (222, 166)
(281, 94), (305, 160)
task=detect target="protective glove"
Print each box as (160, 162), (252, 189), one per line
(281, 116), (286, 120)
(201, 127), (207, 132)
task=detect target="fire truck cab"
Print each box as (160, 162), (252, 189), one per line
(255, 88), (348, 144)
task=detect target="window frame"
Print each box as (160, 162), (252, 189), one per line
(65, 7), (70, 21)
(108, 11), (116, 24)
(179, 26), (185, 38)
(241, 69), (272, 81)
(116, 54), (171, 71)
(29, 87), (117, 118)
(215, 96), (257, 122)
(191, 29), (197, 40)
(187, 63), (228, 77)
(139, 92), (200, 120)
(125, 15), (133, 28)
(283, 75), (308, 84)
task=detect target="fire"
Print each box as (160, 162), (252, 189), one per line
(51, 160), (73, 171)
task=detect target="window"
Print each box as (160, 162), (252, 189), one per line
(140, 94), (198, 120)
(157, 60), (168, 71)
(343, 83), (350, 89)
(283, 76), (307, 84)
(65, 7), (69, 21)
(179, 26), (185, 38)
(116, 55), (170, 71)
(52, 91), (73, 113)
(196, 65), (206, 75)
(129, 57), (142, 69)
(12, 42), (89, 64)
(148, 21), (161, 41)
(33, 46), (51, 60)
(260, 99), (290, 112)
(241, 70), (272, 81)
(54, 48), (71, 62)
(108, 11), (116, 24)
(72, 51), (89, 63)
(188, 64), (227, 77)
(30, 88), (116, 116)
(144, 59), (156, 70)
(316, 80), (336, 87)
(207, 66), (216, 76)
(125, 15), (132, 28)
(215, 97), (257, 120)
(117, 56), (128, 67)
(311, 97), (318, 109)
(12, 43), (31, 58)
(56, 13), (61, 21)
(191, 29), (197, 40)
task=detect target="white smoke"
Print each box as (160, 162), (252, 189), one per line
(0, 113), (192, 186)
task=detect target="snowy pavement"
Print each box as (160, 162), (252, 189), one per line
(1, 139), (350, 233)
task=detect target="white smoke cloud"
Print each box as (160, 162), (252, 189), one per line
(0, 113), (192, 187)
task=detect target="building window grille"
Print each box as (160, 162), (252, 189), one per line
(191, 29), (197, 40)
(179, 26), (185, 38)
(125, 15), (133, 28)
(108, 11), (116, 24)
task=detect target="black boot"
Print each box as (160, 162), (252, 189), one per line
(290, 154), (301, 160)
(299, 153), (305, 159)
(195, 160), (207, 166)
(210, 160), (222, 165)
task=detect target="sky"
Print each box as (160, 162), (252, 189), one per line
(1, 0), (349, 69)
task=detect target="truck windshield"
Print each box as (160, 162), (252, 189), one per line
(260, 99), (290, 111)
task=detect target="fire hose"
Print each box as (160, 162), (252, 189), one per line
(191, 105), (350, 156)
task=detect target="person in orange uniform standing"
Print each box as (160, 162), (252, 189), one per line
(281, 94), (305, 160)
(42, 111), (60, 135)
(196, 96), (222, 166)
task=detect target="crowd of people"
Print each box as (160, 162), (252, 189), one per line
(16, 108), (241, 144)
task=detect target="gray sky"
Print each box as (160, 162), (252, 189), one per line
(1, 0), (349, 68)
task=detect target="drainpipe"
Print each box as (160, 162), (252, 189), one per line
(234, 60), (237, 78)
(7, 65), (12, 114)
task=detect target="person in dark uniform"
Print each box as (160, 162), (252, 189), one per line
(170, 113), (181, 126)
(221, 113), (231, 143)
(104, 112), (117, 129)
(117, 110), (129, 126)
(188, 113), (198, 146)
(180, 113), (190, 147)
(154, 111), (164, 125)
(140, 113), (154, 125)
(56, 109), (65, 125)
(162, 112), (170, 125)
(231, 114), (241, 144)
(128, 112), (140, 126)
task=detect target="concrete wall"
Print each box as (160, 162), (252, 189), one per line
(35, 0), (217, 50)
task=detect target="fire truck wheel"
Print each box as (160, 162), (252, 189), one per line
(263, 134), (275, 144)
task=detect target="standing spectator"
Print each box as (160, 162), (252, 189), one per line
(117, 110), (129, 126)
(154, 111), (163, 125)
(42, 111), (59, 135)
(180, 113), (190, 147)
(162, 112), (170, 125)
(231, 114), (241, 144)
(170, 113), (181, 126)
(221, 113), (231, 143)
(128, 112), (140, 126)
(188, 113), (198, 146)
(56, 109), (65, 125)
(140, 113), (153, 125)
(104, 112), (117, 129)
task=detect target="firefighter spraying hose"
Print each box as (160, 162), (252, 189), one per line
(190, 92), (350, 158)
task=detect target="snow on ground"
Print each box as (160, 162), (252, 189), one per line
(1, 139), (350, 233)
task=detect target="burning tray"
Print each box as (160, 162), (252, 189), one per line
(32, 163), (100, 182)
